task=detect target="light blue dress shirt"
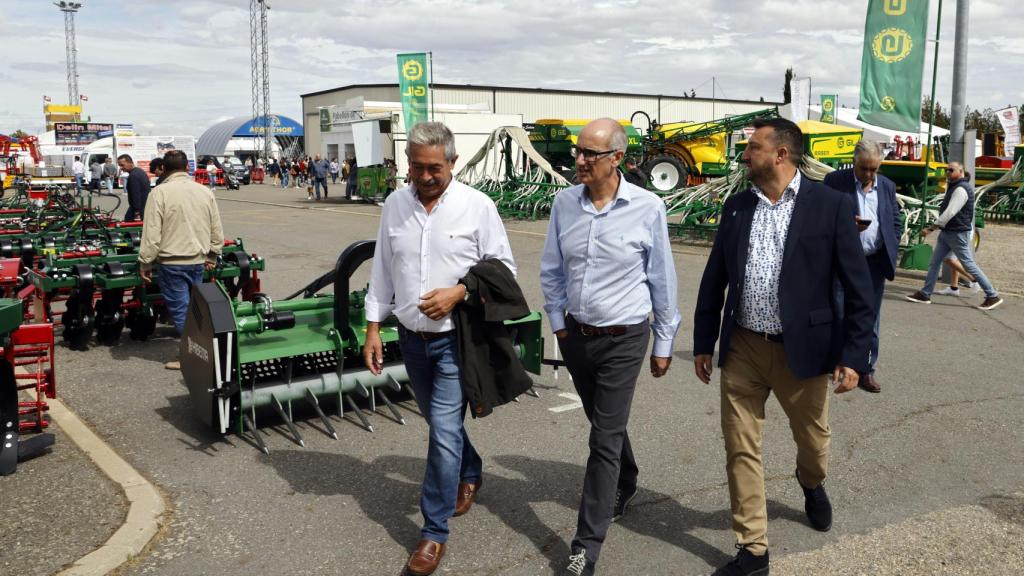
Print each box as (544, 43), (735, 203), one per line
(856, 179), (881, 255)
(540, 176), (681, 357)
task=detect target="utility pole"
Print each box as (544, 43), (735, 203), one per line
(250, 0), (272, 161)
(949, 0), (970, 165)
(55, 1), (83, 106)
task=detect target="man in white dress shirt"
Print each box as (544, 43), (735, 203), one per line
(363, 121), (515, 576)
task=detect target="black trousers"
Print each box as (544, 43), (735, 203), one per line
(558, 316), (649, 562)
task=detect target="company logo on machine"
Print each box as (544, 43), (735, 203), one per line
(402, 59), (424, 82)
(880, 96), (897, 112)
(872, 27), (913, 64)
(187, 336), (210, 363)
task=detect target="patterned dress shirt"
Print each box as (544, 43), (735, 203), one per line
(737, 170), (802, 335)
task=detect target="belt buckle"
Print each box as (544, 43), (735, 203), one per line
(580, 325), (594, 337)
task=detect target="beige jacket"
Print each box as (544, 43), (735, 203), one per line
(138, 171), (224, 267)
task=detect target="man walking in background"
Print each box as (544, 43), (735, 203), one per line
(118, 154), (150, 222)
(310, 154), (330, 200)
(103, 157), (119, 195)
(906, 161), (1003, 310)
(138, 150), (223, 370)
(823, 140), (901, 393)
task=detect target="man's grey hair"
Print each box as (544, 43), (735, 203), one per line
(598, 118), (629, 153)
(406, 121), (457, 161)
(853, 139), (883, 162)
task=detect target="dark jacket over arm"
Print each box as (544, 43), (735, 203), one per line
(693, 178), (875, 378)
(455, 259), (534, 418)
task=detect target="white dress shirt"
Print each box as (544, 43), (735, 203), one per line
(856, 179), (881, 255)
(737, 170), (801, 335)
(364, 179), (515, 332)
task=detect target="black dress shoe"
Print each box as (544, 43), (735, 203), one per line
(560, 548), (595, 576)
(611, 485), (637, 522)
(711, 545), (769, 576)
(796, 469), (833, 532)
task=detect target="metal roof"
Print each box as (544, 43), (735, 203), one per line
(196, 114), (303, 156)
(300, 82), (781, 106)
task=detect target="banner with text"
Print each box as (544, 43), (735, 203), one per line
(858, 0), (930, 132)
(54, 122), (113, 146)
(789, 78), (810, 122)
(997, 106), (1021, 152)
(397, 53), (430, 130)
(820, 94), (838, 124)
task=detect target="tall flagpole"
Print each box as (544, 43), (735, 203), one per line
(921, 0), (943, 196)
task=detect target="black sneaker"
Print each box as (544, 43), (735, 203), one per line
(797, 469), (833, 532)
(978, 296), (1003, 311)
(711, 545), (769, 576)
(611, 485), (637, 522)
(905, 290), (931, 304)
(560, 548), (595, 576)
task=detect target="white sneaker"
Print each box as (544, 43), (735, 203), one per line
(936, 286), (961, 297)
(969, 282), (982, 294)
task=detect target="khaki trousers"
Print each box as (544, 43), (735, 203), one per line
(720, 326), (832, 555)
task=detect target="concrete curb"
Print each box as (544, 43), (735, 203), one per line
(43, 396), (167, 576)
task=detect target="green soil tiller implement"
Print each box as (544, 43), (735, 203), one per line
(183, 241), (546, 454)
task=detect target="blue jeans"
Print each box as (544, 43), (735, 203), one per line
(923, 230), (997, 298)
(74, 174), (84, 194)
(280, 172), (289, 188)
(105, 177), (114, 195)
(398, 331), (481, 544)
(313, 176), (327, 199)
(159, 264), (205, 335)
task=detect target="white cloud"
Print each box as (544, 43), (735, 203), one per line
(2, 0), (1021, 137)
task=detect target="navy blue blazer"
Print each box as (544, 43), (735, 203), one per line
(822, 169), (901, 280)
(693, 177), (875, 378)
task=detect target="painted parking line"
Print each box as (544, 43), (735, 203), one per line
(549, 392), (584, 413)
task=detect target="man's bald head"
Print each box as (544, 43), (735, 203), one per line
(581, 118), (628, 153)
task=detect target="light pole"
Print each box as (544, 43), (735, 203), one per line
(54, 1), (83, 106)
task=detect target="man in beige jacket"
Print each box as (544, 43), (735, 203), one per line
(138, 150), (224, 370)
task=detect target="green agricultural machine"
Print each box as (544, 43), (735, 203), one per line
(529, 119), (644, 178)
(182, 240), (545, 453)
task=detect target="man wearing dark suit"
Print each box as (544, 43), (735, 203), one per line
(823, 141), (901, 393)
(693, 118), (875, 576)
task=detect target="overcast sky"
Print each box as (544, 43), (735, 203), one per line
(3, 0), (1021, 136)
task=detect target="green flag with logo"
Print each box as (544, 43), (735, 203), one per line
(397, 53), (430, 129)
(857, 0), (930, 132)
(820, 94), (837, 124)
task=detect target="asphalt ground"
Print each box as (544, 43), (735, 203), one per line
(18, 184), (1024, 575)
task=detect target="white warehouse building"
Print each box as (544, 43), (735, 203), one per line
(300, 83), (780, 172)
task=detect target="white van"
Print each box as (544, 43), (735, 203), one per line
(84, 135), (196, 186)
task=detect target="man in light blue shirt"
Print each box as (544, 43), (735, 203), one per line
(540, 118), (680, 576)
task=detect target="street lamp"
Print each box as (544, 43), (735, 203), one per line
(54, 1), (83, 106)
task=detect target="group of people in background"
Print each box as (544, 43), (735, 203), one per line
(267, 155), (361, 201)
(71, 155), (122, 196)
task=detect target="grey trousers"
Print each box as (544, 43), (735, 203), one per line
(558, 316), (649, 562)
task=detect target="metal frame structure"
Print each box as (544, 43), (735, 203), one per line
(249, 0), (272, 161)
(54, 1), (82, 106)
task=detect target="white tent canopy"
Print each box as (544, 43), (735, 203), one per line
(802, 106), (982, 156)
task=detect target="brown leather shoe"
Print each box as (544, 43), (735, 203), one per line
(859, 373), (881, 393)
(453, 481), (481, 517)
(405, 539), (445, 576)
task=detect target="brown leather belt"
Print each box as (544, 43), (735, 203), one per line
(741, 326), (784, 343)
(398, 324), (454, 341)
(567, 316), (629, 337)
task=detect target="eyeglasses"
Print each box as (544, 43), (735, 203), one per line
(570, 145), (616, 162)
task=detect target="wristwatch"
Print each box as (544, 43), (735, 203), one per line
(459, 281), (471, 303)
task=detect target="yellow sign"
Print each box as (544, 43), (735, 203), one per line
(402, 59), (424, 82)
(809, 134), (862, 160)
(883, 0), (907, 16)
(872, 27), (913, 63)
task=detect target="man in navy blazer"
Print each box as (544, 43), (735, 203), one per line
(823, 141), (901, 393)
(692, 118), (875, 576)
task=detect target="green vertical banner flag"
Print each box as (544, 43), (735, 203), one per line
(397, 53), (430, 130)
(820, 94), (837, 124)
(857, 0), (930, 132)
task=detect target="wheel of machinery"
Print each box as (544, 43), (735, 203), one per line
(94, 301), (125, 346)
(643, 155), (688, 192)
(127, 309), (157, 341)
